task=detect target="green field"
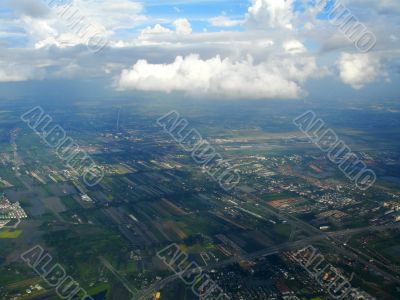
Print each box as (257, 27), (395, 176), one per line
(0, 229), (23, 239)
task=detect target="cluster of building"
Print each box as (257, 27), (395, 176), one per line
(383, 201), (400, 222)
(383, 200), (400, 211)
(316, 193), (357, 208)
(287, 248), (376, 300)
(0, 195), (27, 226)
(204, 265), (302, 300)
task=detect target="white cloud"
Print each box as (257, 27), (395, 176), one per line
(173, 18), (192, 35)
(0, 59), (41, 82)
(138, 19), (192, 42)
(34, 33), (85, 49)
(283, 40), (306, 54)
(7, 0), (50, 18)
(344, 0), (400, 13)
(19, 15), (58, 42)
(209, 16), (243, 27)
(1, 0), (399, 97)
(6, 0), (146, 49)
(141, 24), (172, 35)
(73, 0), (145, 31)
(116, 54), (319, 99)
(140, 19), (193, 38)
(337, 53), (382, 89)
(376, 0), (400, 11)
(246, 0), (293, 29)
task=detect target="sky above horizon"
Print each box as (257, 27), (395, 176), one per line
(0, 0), (399, 102)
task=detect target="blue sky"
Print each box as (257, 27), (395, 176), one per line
(0, 0), (399, 102)
(145, 0), (248, 17)
(143, 0), (247, 32)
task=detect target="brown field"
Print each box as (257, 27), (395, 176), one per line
(163, 221), (187, 239)
(159, 198), (188, 216)
(268, 198), (300, 208)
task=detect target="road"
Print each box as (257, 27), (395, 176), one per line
(138, 223), (400, 299)
(99, 256), (141, 299)
(233, 190), (400, 283)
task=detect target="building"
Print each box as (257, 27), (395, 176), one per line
(394, 213), (400, 222)
(0, 196), (27, 220)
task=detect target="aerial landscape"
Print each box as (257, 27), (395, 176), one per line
(0, 0), (399, 300)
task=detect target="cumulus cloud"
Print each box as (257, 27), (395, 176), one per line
(141, 24), (172, 35)
(246, 0), (293, 29)
(337, 53), (382, 89)
(116, 54), (319, 99)
(140, 19), (192, 39)
(173, 18), (192, 35)
(138, 19), (192, 43)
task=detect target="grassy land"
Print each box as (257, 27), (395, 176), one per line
(86, 282), (110, 298)
(273, 223), (291, 238)
(0, 229), (23, 239)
